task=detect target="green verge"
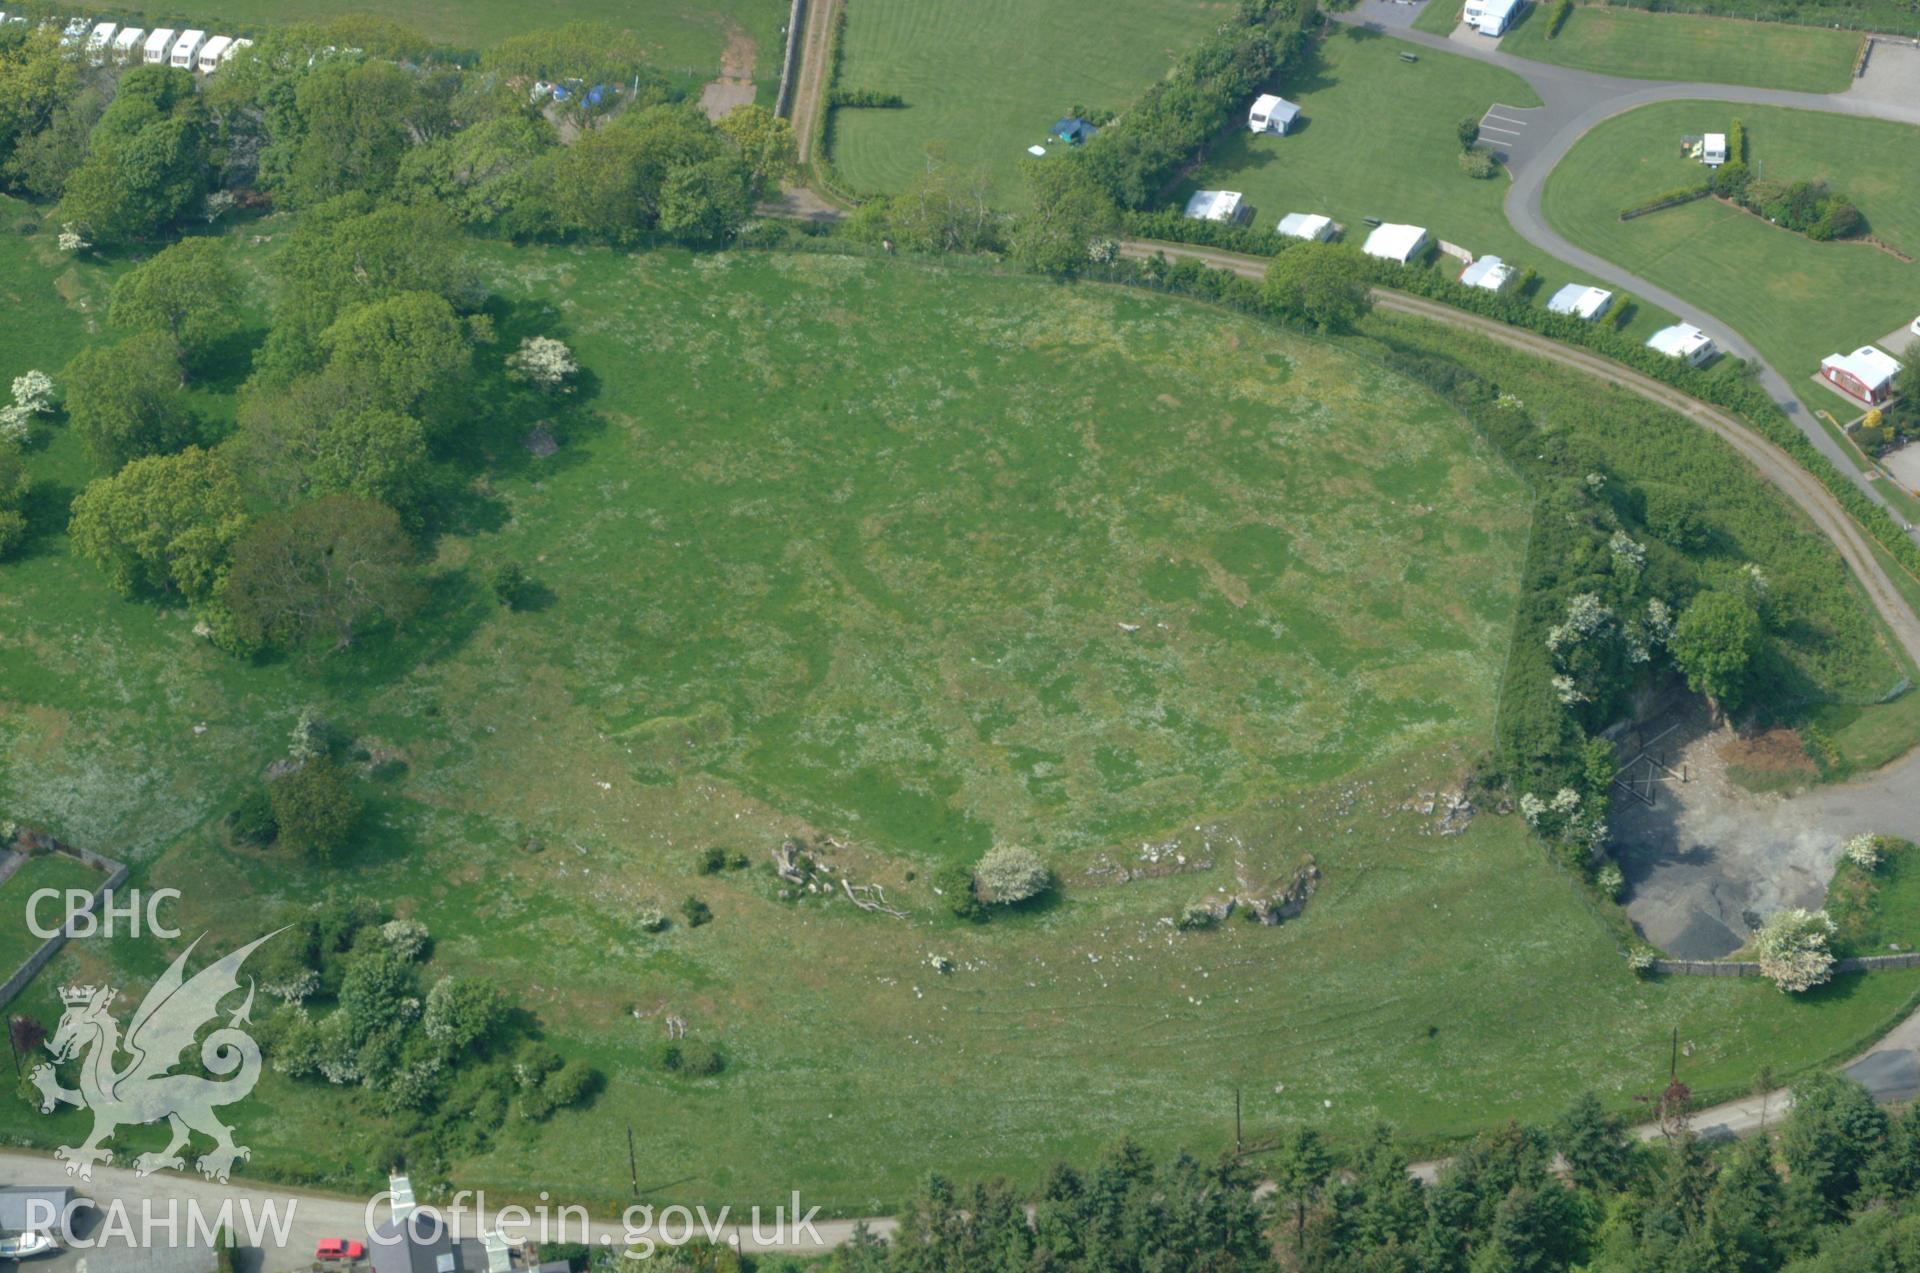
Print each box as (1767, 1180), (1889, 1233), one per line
(1498, 5), (1861, 94)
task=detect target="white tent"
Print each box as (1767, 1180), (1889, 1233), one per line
(1547, 284), (1614, 321)
(1184, 190), (1246, 223)
(1647, 323), (1717, 366)
(1362, 223), (1429, 264)
(1276, 212), (1334, 242)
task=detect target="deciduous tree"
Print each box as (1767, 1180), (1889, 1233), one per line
(108, 239), (243, 368)
(1011, 157), (1118, 277)
(1262, 245), (1373, 332)
(63, 332), (197, 471)
(269, 756), (363, 864)
(1669, 590), (1762, 712)
(68, 446), (247, 601)
(223, 495), (424, 652)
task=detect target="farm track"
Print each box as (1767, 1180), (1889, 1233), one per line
(787, 0), (841, 165)
(1117, 238), (1920, 671)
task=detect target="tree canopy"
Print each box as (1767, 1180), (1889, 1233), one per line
(68, 446), (247, 601)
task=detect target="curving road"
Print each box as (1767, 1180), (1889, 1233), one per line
(1331, 1), (1920, 539)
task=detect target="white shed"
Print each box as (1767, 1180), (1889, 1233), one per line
(1276, 212), (1335, 242)
(144, 28), (177, 63)
(1546, 284), (1614, 321)
(197, 36), (233, 71)
(1249, 94), (1302, 135)
(112, 27), (145, 62)
(170, 30), (207, 69)
(1646, 323), (1717, 367)
(1362, 222), (1429, 264)
(1459, 255), (1515, 292)
(1184, 190), (1246, 223)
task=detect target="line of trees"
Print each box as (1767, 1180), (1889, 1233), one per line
(753, 1074), (1920, 1272)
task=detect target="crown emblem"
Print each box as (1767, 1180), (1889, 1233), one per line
(59, 985), (112, 1006)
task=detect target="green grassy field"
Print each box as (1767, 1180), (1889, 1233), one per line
(828, 0), (1229, 197)
(0, 855), (112, 975)
(55, 0), (788, 89)
(1498, 5), (1862, 93)
(1545, 101), (1920, 404)
(5, 211), (1920, 1209)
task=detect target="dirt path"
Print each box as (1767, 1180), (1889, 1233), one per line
(699, 24), (759, 121)
(1116, 239), (1920, 673)
(787, 0), (842, 164)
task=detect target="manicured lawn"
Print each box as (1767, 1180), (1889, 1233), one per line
(1184, 31), (1541, 263)
(1544, 101), (1920, 401)
(4, 225), (1918, 1212)
(0, 855), (113, 977)
(1499, 5), (1862, 93)
(829, 0), (1229, 196)
(57, 0), (788, 91)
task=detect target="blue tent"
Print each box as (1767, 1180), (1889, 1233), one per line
(1051, 117), (1096, 145)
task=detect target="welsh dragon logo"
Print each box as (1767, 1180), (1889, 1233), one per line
(28, 931), (280, 1182)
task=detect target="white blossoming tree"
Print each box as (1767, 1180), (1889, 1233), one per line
(973, 845), (1052, 905)
(1844, 834), (1883, 870)
(0, 370), (55, 442)
(1753, 908), (1836, 994)
(507, 336), (581, 393)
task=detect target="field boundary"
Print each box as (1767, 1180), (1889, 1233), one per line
(0, 828), (128, 1012)
(773, 0), (808, 118)
(1656, 952), (1920, 976)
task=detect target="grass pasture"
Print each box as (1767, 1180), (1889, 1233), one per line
(4, 222), (1920, 1212)
(53, 0), (789, 92)
(1543, 101), (1920, 402)
(0, 854), (110, 975)
(828, 0), (1229, 196)
(1498, 5), (1862, 93)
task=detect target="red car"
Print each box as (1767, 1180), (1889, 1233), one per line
(316, 1238), (367, 1260)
